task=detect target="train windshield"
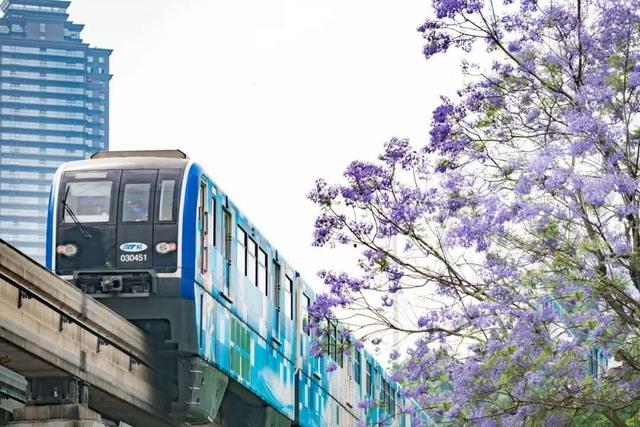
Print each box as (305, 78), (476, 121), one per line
(64, 180), (113, 224)
(158, 180), (175, 222)
(61, 170), (120, 224)
(59, 169), (181, 225)
(122, 181), (152, 222)
(56, 168), (182, 277)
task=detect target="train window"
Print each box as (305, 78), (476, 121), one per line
(354, 349), (361, 385)
(63, 180), (112, 223)
(198, 182), (206, 228)
(155, 170), (180, 224)
(329, 322), (337, 361)
(302, 294), (310, 334)
(337, 334), (344, 368)
(210, 197), (216, 247)
(237, 226), (246, 276)
(158, 180), (175, 222)
(382, 379), (390, 414)
(344, 339), (351, 371)
(257, 249), (267, 296)
(122, 183), (151, 222)
(366, 361), (373, 396)
(284, 275), (293, 320)
(247, 237), (257, 285)
(315, 351), (322, 378)
(381, 377), (386, 404)
(384, 381), (394, 416)
(390, 388), (396, 418)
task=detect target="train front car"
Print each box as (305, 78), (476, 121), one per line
(47, 151), (185, 296)
(45, 150), (296, 426)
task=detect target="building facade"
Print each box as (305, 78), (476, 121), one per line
(0, 0), (110, 262)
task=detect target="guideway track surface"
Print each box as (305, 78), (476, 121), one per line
(0, 240), (176, 426)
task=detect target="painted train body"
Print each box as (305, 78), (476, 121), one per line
(45, 150), (433, 427)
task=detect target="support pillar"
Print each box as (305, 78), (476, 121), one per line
(5, 377), (107, 427)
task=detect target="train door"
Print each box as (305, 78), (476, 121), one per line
(152, 170), (181, 272)
(197, 180), (209, 284)
(222, 207), (232, 296)
(198, 180), (215, 292)
(116, 170), (157, 270)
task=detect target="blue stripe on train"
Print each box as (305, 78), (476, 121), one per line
(180, 162), (201, 300)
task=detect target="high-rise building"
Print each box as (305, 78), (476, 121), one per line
(0, 0), (111, 263)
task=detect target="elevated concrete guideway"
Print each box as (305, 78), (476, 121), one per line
(0, 240), (176, 426)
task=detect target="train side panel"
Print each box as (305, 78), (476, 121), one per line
(187, 168), (296, 420)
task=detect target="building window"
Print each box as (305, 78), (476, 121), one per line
(39, 23), (46, 32)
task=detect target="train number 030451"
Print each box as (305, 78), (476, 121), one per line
(120, 253), (147, 262)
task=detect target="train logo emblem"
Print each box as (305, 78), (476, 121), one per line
(120, 242), (147, 253)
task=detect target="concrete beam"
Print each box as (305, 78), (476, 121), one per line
(0, 366), (26, 403)
(0, 241), (176, 426)
(8, 403), (107, 427)
(0, 242), (152, 366)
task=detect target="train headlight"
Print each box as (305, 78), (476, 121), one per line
(155, 242), (177, 254)
(56, 243), (78, 257)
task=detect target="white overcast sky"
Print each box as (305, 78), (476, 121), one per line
(69, 0), (461, 287)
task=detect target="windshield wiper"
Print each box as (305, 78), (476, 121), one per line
(62, 186), (92, 238)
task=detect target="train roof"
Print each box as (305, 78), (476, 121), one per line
(59, 153), (190, 172)
(91, 150), (188, 160)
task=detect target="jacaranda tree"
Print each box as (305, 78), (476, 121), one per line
(308, 0), (640, 425)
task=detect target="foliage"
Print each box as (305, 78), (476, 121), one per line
(308, 0), (640, 425)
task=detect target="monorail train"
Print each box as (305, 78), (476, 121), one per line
(45, 150), (433, 427)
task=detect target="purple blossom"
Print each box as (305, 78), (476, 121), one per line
(432, 0), (483, 19)
(307, 0), (640, 423)
(312, 213), (343, 246)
